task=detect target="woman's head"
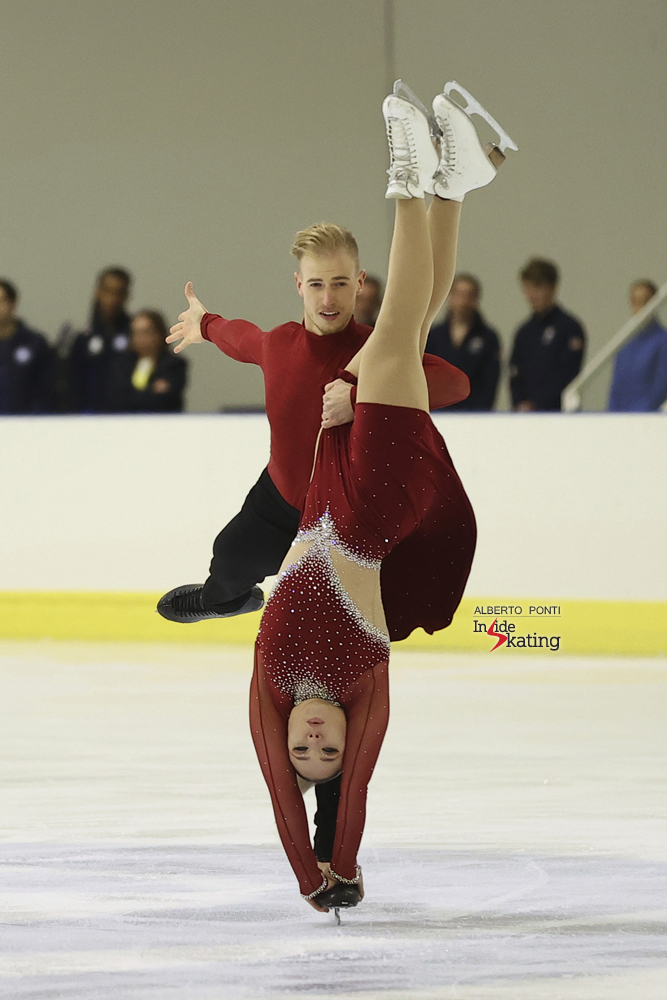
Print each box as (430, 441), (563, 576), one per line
(287, 697), (346, 783)
(130, 310), (168, 358)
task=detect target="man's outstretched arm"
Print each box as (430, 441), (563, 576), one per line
(166, 281), (265, 365)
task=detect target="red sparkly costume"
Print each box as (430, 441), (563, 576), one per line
(251, 402), (476, 896)
(201, 314), (470, 508)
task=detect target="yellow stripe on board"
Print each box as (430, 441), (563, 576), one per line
(0, 593), (665, 656)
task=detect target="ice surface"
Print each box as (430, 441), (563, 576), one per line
(1, 643), (666, 999)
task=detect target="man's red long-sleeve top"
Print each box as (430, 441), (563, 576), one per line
(201, 313), (469, 510)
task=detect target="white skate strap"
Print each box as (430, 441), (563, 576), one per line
(444, 81), (519, 153)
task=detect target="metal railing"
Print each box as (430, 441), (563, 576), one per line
(562, 281), (667, 412)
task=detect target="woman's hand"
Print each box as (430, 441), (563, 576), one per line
(322, 379), (354, 428)
(166, 282), (207, 354)
(303, 862), (365, 911)
(305, 864), (337, 912)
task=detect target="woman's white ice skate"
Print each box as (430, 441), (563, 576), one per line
(382, 92), (439, 200)
(432, 81), (518, 201)
(392, 79), (442, 141)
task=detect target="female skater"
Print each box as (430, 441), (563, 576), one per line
(250, 81), (517, 912)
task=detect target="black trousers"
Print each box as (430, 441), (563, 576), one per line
(313, 774), (341, 862)
(202, 467), (301, 609)
(201, 467), (340, 859)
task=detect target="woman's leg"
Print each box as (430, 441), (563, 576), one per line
(419, 197), (462, 353)
(356, 199), (432, 410)
(356, 196), (461, 410)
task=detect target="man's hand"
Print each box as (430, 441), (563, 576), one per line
(515, 400), (535, 412)
(166, 282), (208, 354)
(322, 379), (354, 428)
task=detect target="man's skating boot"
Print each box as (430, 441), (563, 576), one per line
(157, 584), (264, 623)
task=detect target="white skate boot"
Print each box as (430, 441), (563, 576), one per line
(432, 81), (518, 201)
(382, 87), (439, 200)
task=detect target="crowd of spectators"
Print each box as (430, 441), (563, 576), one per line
(0, 268), (187, 415)
(357, 258), (666, 413)
(1, 260), (665, 415)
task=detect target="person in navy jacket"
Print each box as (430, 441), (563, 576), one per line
(0, 279), (55, 414)
(510, 258), (586, 412)
(107, 309), (187, 413)
(425, 272), (500, 410)
(608, 280), (667, 412)
(65, 267), (133, 412)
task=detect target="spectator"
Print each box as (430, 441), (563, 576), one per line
(66, 266), (133, 412)
(108, 310), (187, 412)
(0, 279), (55, 414)
(608, 281), (667, 412)
(510, 258), (586, 411)
(425, 272), (500, 410)
(353, 274), (383, 327)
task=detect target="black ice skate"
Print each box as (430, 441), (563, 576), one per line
(316, 882), (362, 924)
(157, 584), (264, 623)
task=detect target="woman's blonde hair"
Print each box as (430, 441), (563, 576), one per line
(291, 222), (359, 272)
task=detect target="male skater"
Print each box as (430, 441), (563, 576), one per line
(158, 223), (469, 624)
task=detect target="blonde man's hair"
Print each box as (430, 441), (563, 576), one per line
(291, 222), (360, 272)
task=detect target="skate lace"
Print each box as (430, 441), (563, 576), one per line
(172, 587), (207, 616)
(435, 116), (457, 182)
(385, 116), (418, 183)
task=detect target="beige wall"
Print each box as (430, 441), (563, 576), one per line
(393, 0), (667, 410)
(0, 0), (389, 411)
(1, 1), (666, 411)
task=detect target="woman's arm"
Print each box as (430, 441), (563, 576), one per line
(330, 661), (390, 881)
(249, 648), (326, 897)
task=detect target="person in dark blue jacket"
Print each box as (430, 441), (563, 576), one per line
(510, 258), (586, 411)
(0, 279), (55, 414)
(108, 309), (187, 413)
(65, 266), (133, 412)
(608, 280), (667, 412)
(425, 272), (500, 410)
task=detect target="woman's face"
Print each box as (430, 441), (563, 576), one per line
(287, 698), (346, 782)
(131, 315), (162, 358)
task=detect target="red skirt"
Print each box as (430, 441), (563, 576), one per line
(300, 403), (476, 641)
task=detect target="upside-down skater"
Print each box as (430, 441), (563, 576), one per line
(248, 81), (517, 914)
(157, 89), (487, 871)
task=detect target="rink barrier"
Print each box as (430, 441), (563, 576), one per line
(0, 593), (665, 656)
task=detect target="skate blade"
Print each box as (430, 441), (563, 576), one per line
(394, 79), (442, 137)
(443, 80), (519, 153)
(334, 907), (341, 926)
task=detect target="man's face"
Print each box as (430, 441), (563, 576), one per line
(629, 284), (654, 315)
(295, 251), (364, 336)
(448, 279), (479, 320)
(521, 281), (557, 315)
(97, 275), (129, 319)
(0, 288), (16, 325)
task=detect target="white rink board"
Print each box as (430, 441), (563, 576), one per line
(0, 412), (665, 599)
